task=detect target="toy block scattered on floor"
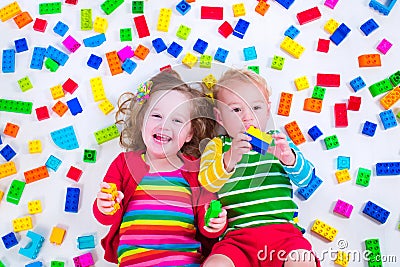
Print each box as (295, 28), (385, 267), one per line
(330, 23), (351, 45)
(297, 171), (323, 200)
(182, 52), (198, 68)
(18, 76), (33, 92)
(0, 99), (33, 114)
(63, 78), (78, 94)
(255, 0), (270, 16)
(275, 0), (295, 9)
(12, 215), (31, 232)
(334, 250), (349, 267)
(247, 66), (259, 74)
(94, 125), (120, 144)
(73, 252), (94, 267)
(83, 33), (106, 47)
(0, 162), (17, 179)
(271, 55), (285, 70)
(199, 54), (212, 68)
(19, 231), (44, 259)
(50, 126), (79, 150)
(317, 73), (340, 87)
(152, 38), (167, 53)
(49, 226), (66, 245)
(360, 18), (379, 36)
(83, 149), (97, 163)
(333, 199), (353, 218)
(67, 97), (83, 116)
(233, 18), (250, 39)
(94, 16), (108, 33)
(334, 103), (348, 127)
(13, 12), (33, 29)
(65, 187), (80, 213)
(53, 21), (69, 36)
(365, 238), (383, 267)
(90, 77), (106, 102)
(133, 15), (149, 38)
(377, 38), (392, 55)
(30, 47), (46, 70)
(39, 2), (61, 15)
(80, 9), (92, 30)
(214, 47), (229, 63)
(308, 125), (323, 141)
(28, 140), (42, 154)
(45, 45), (69, 66)
(277, 92), (293, 116)
(106, 51), (123, 75)
(0, 2), (22, 22)
(120, 28), (132, 41)
(52, 101), (69, 117)
(117, 46), (134, 62)
(132, 1), (144, 14)
(379, 109), (397, 129)
(201, 6), (223, 20)
(284, 121), (306, 145)
(218, 21), (233, 38)
(348, 96), (361, 111)
(77, 235), (95, 249)
(66, 166), (83, 182)
(62, 35), (81, 53)
(284, 25), (299, 39)
(50, 84), (64, 100)
(294, 76), (309, 90)
(358, 54), (381, 68)
(324, 18), (339, 34)
(337, 156), (350, 170)
(2, 49), (16, 73)
(376, 162), (400, 176)
(2, 232), (18, 249)
(134, 44), (150, 60)
(356, 167), (371, 187)
(15, 38), (28, 53)
(51, 261), (65, 267)
(350, 76), (366, 92)
(312, 86), (326, 100)
(24, 166), (49, 184)
(46, 155), (62, 171)
(335, 169), (351, 183)
(303, 98), (322, 113)
(363, 201), (390, 224)
(380, 86), (400, 110)
(4, 122), (20, 137)
(296, 6), (321, 25)
(324, 134), (339, 150)
(101, 0), (124, 15)
(280, 36), (305, 59)
(99, 99), (115, 114)
(45, 58), (59, 72)
(317, 39), (330, 53)
(167, 42), (183, 58)
(157, 8), (172, 32)
(311, 219), (338, 241)
(28, 200), (42, 214)
(325, 0), (339, 9)
(0, 144), (16, 161)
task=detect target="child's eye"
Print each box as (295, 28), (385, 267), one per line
(253, 106), (262, 110)
(151, 114), (162, 118)
(232, 107), (241, 112)
(173, 119), (183, 123)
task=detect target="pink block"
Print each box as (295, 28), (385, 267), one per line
(117, 46), (134, 62)
(376, 38), (393, 55)
(73, 252), (94, 267)
(324, 0), (339, 9)
(333, 199), (353, 218)
(62, 35), (81, 53)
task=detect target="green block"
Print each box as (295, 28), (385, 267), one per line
(248, 66), (259, 74)
(94, 125), (120, 145)
(101, 0), (124, 15)
(39, 2), (62, 15)
(81, 9), (93, 30)
(205, 200), (222, 227)
(312, 86), (326, 100)
(18, 76), (33, 92)
(120, 28), (132, 41)
(356, 167), (371, 187)
(0, 99), (33, 114)
(199, 54), (212, 68)
(132, 1), (144, 13)
(83, 149), (97, 163)
(271, 55), (285, 70)
(365, 239), (382, 267)
(6, 180), (26, 205)
(51, 261), (65, 267)
(0, 260), (5, 267)
(176, 24), (191, 40)
(45, 58), (59, 72)
(369, 78), (393, 97)
(397, 111), (400, 119)
(324, 134), (339, 150)
(389, 70), (400, 87)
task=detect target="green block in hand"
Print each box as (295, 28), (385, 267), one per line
(205, 200), (222, 227)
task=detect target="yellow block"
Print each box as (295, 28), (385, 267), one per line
(90, 77), (106, 102)
(335, 251), (350, 267)
(335, 169), (351, 183)
(157, 8), (172, 32)
(280, 36), (305, 59)
(99, 99), (114, 115)
(247, 126), (273, 144)
(101, 183), (120, 215)
(324, 18), (339, 34)
(0, 190), (4, 201)
(232, 3), (246, 17)
(50, 85), (65, 100)
(0, 2), (21, 22)
(13, 216), (33, 232)
(50, 226), (66, 245)
(93, 16), (108, 33)
(182, 52), (198, 68)
(28, 200), (42, 214)
(311, 219), (338, 242)
(380, 86), (400, 110)
(294, 76), (310, 90)
(0, 162), (17, 179)
(28, 140), (42, 154)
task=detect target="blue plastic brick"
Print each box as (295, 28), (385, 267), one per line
(379, 109), (397, 130)
(77, 235), (95, 250)
(83, 33), (106, 47)
(284, 25), (300, 39)
(0, 144), (16, 161)
(0, 135), (2, 145)
(176, 0), (191, 15)
(360, 18), (379, 36)
(53, 21), (69, 37)
(167, 42), (183, 58)
(67, 97), (83, 116)
(65, 187), (80, 213)
(152, 38), (167, 53)
(297, 172), (322, 200)
(369, 0), (398, 15)
(307, 125), (323, 141)
(376, 162), (400, 176)
(243, 46), (257, 61)
(276, 0), (295, 9)
(233, 18), (250, 39)
(19, 231), (44, 260)
(45, 46), (69, 66)
(26, 262), (43, 267)
(14, 38), (28, 53)
(193, 38), (208, 54)
(248, 135), (269, 155)
(50, 126), (79, 150)
(330, 23), (351, 46)
(2, 49), (16, 73)
(337, 156), (350, 170)
(87, 54), (102, 69)
(350, 76), (366, 92)
(45, 155), (62, 171)
(362, 121), (377, 136)
(2, 232), (18, 249)
(362, 201), (390, 224)
(30, 47), (46, 70)
(214, 47), (229, 63)
(121, 58), (137, 74)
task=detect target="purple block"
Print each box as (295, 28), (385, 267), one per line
(117, 46), (134, 62)
(376, 38), (393, 55)
(62, 35), (81, 53)
(333, 199), (353, 218)
(324, 0), (339, 9)
(74, 252), (94, 267)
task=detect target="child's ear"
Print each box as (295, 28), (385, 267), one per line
(213, 107), (224, 127)
(185, 130), (193, 143)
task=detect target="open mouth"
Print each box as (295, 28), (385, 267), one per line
(153, 133), (172, 144)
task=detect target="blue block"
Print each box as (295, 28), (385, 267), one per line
(243, 46), (257, 61)
(369, 0), (398, 15)
(193, 38), (208, 54)
(176, 0), (191, 15)
(167, 42), (183, 58)
(14, 38), (28, 53)
(214, 47), (229, 63)
(337, 156), (350, 170)
(2, 232), (18, 249)
(362, 121), (377, 136)
(330, 23), (351, 46)
(50, 126), (79, 150)
(284, 25), (300, 39)
(83, 33), (106, 47)
(53, 21), (69, 37)
(276, 0), (295, 9)
(350, 76), (366, 92)
(25, 262), (43, 267)
(87, 54), (102, 69)
(66, 97), (83, 116)
(0, 135), (2, 145)
(376, 162), (400, 176)
(379, 110), (397, 130)
(2, 49), (15, 73)
(0, 144), (16, 161)
(152, 38), (167, 53)
(233, 19), (250, 39)
(45, 45), (69, 66)
(362, 201), (390, 224)
(121, 58), (137, 74)
(30, 47), (46, 70)
(297, 172), (322, 200)
(307, 125), (323, 141)
(19, 231), (44, 259)
(77, 235), (95, 250)
(65, 187), (80, 213)
(247, 135), (269, 155)
(360, 18), (379, 36)
(45, 155), (62, 171)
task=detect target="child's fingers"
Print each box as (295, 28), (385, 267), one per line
(209, 217), (225, 225)
(100, 182), (111, 189)
(219, 208), (227, 218)
(97, 198), (115, 207)
(97, 191), (112, 200)
(101, 206), (116, 213)
(116, 191), (124, 203)
(235, 132), (252, 142)
(272, 133), (287, 140)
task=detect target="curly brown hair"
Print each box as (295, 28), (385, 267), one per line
(115, 69), (216, 158)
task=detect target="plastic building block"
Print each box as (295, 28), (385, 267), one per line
(45, 45), (69, 66)
(66, 166), (83, 182)
(369, 0), (397, 15)
(350, 76), (366, 92)
(18, 76), (33, 92)
(255, 0), (270, 16)
(330, 23), (351, 46)
(276, 0), (295, 9)
(62, 35), (81, 53)
(167, 42), (183, 58)
(205, 200), (222, 226)
(132, 1), (144, 13)
(50, 85), (64, 100)
(93, 16), (108, 33)
(133, 15), (149, 38)
(362, 121), (377, 137)
(317, 39), (330, 53)
(243, 46), (257, 61)
(30, 47), (46, 70)
(380, 86), (400, 109)
(324, 134), (339, 150)
(233, 18), (250, 39)
(335, 169), (351, 183)
(53, 21), (68, 36)
(365, 238), (382, 267)
(45, 155), (62, 171)
(284, 121), (306, 145)
(28, 200), (42, 214)
(247, 66), (259, 74)
(176, 0), (191, 15)
(33, 18), (47, 32)
(201, 6), (223, 20)
(232, 3), (245, 17)
(312, 86), (326, 100)
(324, 18), (339, 34)
(121, 59), (137, 74)
(358, 53), (381, 68)
(379, 109), (397, 129)
(24, 166), (49, 184)
(67, 97), (83, 116)
(376, 162), (400, 176)
(80, 8), (92, 30)
(294, 76), (309, 90)
(284, 25), (299, 39)
(26, 262), (43, 267)
(120, 28), (132, 42)
(182, 52), (198, 68)
(202, 74), (217, 90)
(51, 261), (65, 267)
(63, 78), (78, 94)
(303, 98), (322, 113)
(73, 252), (94, 267)
(0, 162), (17, 180)
(77, 235), (95, 250)
(2, 232), (18, 249)
(0, 145), (16, 161)
(90, 77), (106, 102)
(337, 156), (350, 170)
(19, 231), (44, 259)
(297, 172), (322, 200)
(317, 73), (340, 87)
(296, 6), (321, 25)
(377, 38), (392, 55)
(277, 92), (293, 116)
(218, 21), (233, 38)
(245, 126), (273, 155)
(83, 149), (97, 163)
(152, 38), (167, 53)
(307, 126), (323, 141)
(101, 0), (124, 15)
(83, 33), (106, 47)
(363, 201), (390, 224)
(0, 99), (32, 114)
(39, 2), (61, 15)
(325, 0), (339, 9)
(311, 219), (338, 241)
(105, 51), (123, 75)
(14, 38), (28, 53)
(97, 100), (115, 116)
(49, 226), (66, 245)
(65, 187), (80, 213)
(51, 126), (79, 150)
(335, 250), (349, 267)
(0, 260), (4, 267)
(369, 78), (392, 97)
(176, 24), (191, 40)
(134, 44), (150, 60)
(333, 199), (353, 218)
(214, 47), (229, 63)
(94, 125), (120, 144)
(360, 18), (379, 36)
(13, 11), (33, 29)
(193, 39), (208, 54)
(101, 183), (120, 215)
(0, 189), (3, 200)
(0, 2), (21, 22)
(28, 140), (42, 154)
(2, 49), (15, 73)
(4, 122), (20, 137)
(280, 36), (305, 59)
(157, 8), (172, 32)
(334, 103), (348, 127)
(12, 215), (31, 232)
(348, 96), (361, 111)
(356, 167), (371, 187)
(52, 101), (68, 116)
(65, 0), (78, 4)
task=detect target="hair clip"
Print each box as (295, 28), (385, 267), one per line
(135, 80), (153, 104)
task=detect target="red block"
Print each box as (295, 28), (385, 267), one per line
(160, 65), (171, 71)
(296, 6), (321, 25)
(334, 103), (348, 127)
(62, 78), (78, 94)
(133, 15), (150, 38)
(317, 38), (330, 53)
(317, 73), (340, 87)
(35, 106), (50, 121)
(218, 21), (233, 38)
(348, 96), (361, 111)
(65, 0), (78, 4)
(33, 18), (47, 32)
(66, 166), (83, 182)
(201, 6), (223, 20)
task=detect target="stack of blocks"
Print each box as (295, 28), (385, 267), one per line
(244, 126), (273, 155)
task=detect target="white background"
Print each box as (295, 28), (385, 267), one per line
(0, 0), (399, 266)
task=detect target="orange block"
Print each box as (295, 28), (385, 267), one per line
(358, 54), (381, 67)
(4, 122), (20, 137)
(255, 0), (270, 16)
(106, 51), (123, 76)
(13, 11), (33, 29)
(277, 92), (293, 116)
(303, 98), (322, 113)
(135, 44), (150, 60)
(380, 86), (400, 110)
(284, 121), (306, 145)
(52, 101), (69, 117)
(24, 166), (49, 184)
(50, 226), (66, 245)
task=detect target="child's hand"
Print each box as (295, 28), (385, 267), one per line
(203, 203), (227, 233)
(96, 182), (124, 215)
(223, 132), (252, 172)
(268, 133), (296, 166)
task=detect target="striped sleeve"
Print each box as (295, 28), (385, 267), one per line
(198, 137), (234, 193)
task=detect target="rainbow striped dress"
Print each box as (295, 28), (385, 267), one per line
(117, 169), (201, 267)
